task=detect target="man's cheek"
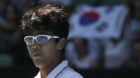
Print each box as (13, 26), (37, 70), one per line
(27, 45), (32, 50)
(42, 50), (52, 59)
(27, 46), (31, 53)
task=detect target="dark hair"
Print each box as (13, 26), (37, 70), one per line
(127, 0), (140, 18)
(72, 38), (89, 48)
(21, 4), (69, 39)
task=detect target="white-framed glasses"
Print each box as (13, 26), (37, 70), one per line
(24, 35), (59, 45)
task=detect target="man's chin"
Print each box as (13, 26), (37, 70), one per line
(33, 61), (44, 68)
(31, 56), (50, 68)
(32, 58), (44, 67)
(34, 63), (43, 68)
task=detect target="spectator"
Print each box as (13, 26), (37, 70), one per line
(128, 0), (140, 30)
(66, 38), (100, 69)
(0, 1), (23, 67)
(122, 30), (140, 69)
(1, 3), (22, 52)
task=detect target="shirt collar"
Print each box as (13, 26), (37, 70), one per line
(35, 60), (68, 78)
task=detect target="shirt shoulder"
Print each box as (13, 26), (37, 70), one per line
(57, 67), (83, 78)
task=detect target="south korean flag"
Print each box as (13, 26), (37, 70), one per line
(68, 4), (128, 39)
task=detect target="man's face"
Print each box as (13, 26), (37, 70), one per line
(73, 39), (88, 54)
(25, 31), (60, 67)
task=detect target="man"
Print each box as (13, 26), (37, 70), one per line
(21, 4), (83, 78)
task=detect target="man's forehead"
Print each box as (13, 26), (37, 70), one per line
(29, 30), (54, 36)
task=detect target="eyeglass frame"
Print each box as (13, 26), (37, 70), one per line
(24, 35), (59, 45)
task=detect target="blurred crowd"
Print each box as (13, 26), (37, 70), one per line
(0, 0), (140, 71)
(0, 0), (34, 67)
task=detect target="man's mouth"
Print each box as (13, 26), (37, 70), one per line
(31, 53), (41, 57)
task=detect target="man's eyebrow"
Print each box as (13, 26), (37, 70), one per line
(29, 31), (54, 35)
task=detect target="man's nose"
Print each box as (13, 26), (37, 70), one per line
(31, 45), (40, 51)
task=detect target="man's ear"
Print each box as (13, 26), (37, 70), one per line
(56, 38), (66, 50)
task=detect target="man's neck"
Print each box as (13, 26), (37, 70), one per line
(39, 59), (62, 78)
